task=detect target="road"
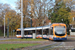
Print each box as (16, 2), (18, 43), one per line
(0, 37), (18, 40)
(21, 36), (75, 50)
(0, 36), (75, 50)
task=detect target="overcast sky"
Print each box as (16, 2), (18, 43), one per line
(0, 0), (17, 10)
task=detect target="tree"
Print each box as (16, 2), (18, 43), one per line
(48, 0), (71, 25)
(0, 3), (21, 33)
(32, 0), (53, 26)
(16, 0), (53, 27)
(69, 11), (75, 25)
(16, 0), (31, 28)
(0, 3), (11, 25)
(5, 10), (21, 31)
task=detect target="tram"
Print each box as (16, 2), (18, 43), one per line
(16, 23), (67, 40)
(49, 23), (67, 40)
(16, 25), (50, 38)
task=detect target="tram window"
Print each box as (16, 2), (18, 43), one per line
(24, 31), (28, 35)
(43, 34), (46, 35)
(27, 31), (32, 33)
(28, 31), (32, 35)
(17, 31), (21, 35)
(38, 33), (41, 35)
(24, 31), (25, 35)
(46, 29), (49, 35)
(32, 30), (35, 33)
(36, 30), (41, 35)
(43, 29), (48, 35)
(28, 33), (32, 35)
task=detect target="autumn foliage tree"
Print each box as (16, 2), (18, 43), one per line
(69, 11), (75, 25)
(0, 3), (21, 33)
(5, 10), (21, 31)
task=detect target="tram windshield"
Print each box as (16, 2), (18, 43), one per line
(17, 31), (21, 35)
(54, 26), (66, 36)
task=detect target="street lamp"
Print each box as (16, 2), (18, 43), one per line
(21, 0), (24, 39)
(4, 15), (5, 38)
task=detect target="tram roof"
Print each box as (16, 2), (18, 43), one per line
(17, 23), (66, 31)
(17, 25), (51, 31)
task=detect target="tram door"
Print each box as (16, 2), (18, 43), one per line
(36, 30), (42, 38)
(49, 27), (53, 39)
(43, 29), (49, 39)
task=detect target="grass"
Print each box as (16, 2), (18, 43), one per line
(0, 30), (3, 36)
(0, 29), (16, 37)
(0, 39), (46, 41)
(0, 43), (39, 50)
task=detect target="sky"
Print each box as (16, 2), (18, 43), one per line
(0, 0), (17, 10)
(0, 0), (55, 12)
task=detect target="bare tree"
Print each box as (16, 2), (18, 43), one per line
(0, 3), (11, 25)
(16, 0), (53, 27)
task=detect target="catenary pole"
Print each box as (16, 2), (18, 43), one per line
(4, 15), (5, 38)
(21, 0), (24, 39)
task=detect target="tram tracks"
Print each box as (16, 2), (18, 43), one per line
(32, 42), (63, 50)
(44, 42), (63, 50)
